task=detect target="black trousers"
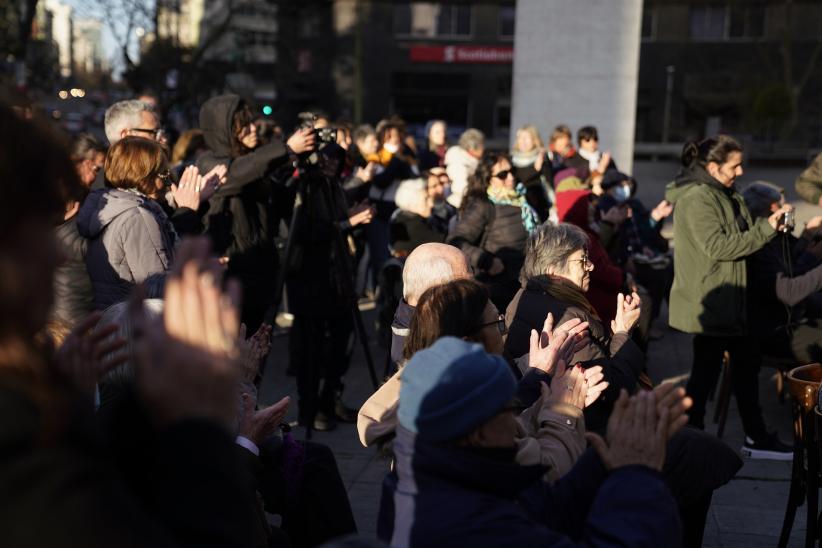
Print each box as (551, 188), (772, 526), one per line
(686, 334), (769, 441)
(289, 312), (354, 421)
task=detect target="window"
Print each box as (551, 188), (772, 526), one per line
(690, 4), (765, 41)
(641, 7), (655, 40)
(728, 4), (764, 39)
(689, 6), (726, 40)
(499, 5), (515, 39)
(394, 3), (472, 38)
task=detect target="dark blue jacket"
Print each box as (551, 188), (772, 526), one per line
(389, 426), (681, 548)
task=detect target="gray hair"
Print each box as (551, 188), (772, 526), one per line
(104, 100), (156, 145)
(458, 128), (485, 152)
(520, 222), (589, 284)
(402, 255), (456, 303)
(742, 181), (784, 219)
(394, 178), (428, 213)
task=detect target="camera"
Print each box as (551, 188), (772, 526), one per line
(314, 126), (337, 144)
(779, 210), (795, 233)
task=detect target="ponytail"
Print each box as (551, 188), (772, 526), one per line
(681, 135), (743, 168)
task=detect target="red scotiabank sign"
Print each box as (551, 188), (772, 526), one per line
(409, 45), (514, 64)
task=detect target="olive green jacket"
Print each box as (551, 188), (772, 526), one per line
(795, 151), (822, 206)
(666, 166), (776, 336)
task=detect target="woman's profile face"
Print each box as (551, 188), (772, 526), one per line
(489, 159), (515, 191)
(238, 123), (259, 150)
(429, 122), (446, 147)
(708, 151), (744, 188)
(473, 300), (505, 355)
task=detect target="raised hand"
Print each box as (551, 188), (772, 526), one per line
(55, 312), (127, 397)
(651, 200), (674, 222)
(348, 201), (376, 227)
(547, 360), (587, 409)
(170, 165), (203, 210)
(583, 365), (609, 407)
(238, 391), (290, 446)
(585, 390), (668, 471)
(653, 382), (692, 438)
(239, 322), (273, 383)
(129, 237), (243, 430)
(527, 313), (589, 374)
(611, 292), (642, 334)
(199, 164), (227, 202)
(287, 128), (317, 154)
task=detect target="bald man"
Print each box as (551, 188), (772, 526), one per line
(389, 242), (471, 364)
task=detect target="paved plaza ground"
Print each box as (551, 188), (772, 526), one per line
(258, 160), (820, 547)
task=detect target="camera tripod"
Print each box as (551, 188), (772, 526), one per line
(266, 157), (379, 439)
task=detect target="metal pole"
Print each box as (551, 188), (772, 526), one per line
(661, 65), (675, 143)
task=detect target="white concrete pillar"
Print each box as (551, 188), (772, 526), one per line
(511, 0), (643, 173)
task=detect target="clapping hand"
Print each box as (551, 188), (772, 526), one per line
(585, 390), (668, 471)
(129, 237), (243, 430)
(239, 322), (273, 383)
(611, 292), (641, 334)
(653, 382), (692, 438)
(348, 201), (376, 227)
(527, 313), (589, 374)
(651, 200), (673, 222)
(55, 312), (128, 397)
(544, 360), (609, 410)
(239, 390), (290, 447)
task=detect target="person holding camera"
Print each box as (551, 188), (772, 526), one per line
(743, 182), (822, 364)
(666, 136), (792, 459)
(197, 95), (316, 331)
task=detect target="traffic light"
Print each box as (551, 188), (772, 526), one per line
(262, 105), (273, 116)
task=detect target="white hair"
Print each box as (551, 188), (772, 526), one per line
(402, 255), (456, 303)
(394, 178), (428, 214)
(104, 100), (156, 145)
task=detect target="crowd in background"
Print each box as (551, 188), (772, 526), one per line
(2, 85), (822, 547)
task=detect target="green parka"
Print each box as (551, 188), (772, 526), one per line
(665, 165), (776, 336)
(795, 151), (822, 206)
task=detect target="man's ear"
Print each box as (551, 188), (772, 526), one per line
(120, 128), (130, 140)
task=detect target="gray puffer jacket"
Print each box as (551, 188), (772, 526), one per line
(77, 188), (176, 310)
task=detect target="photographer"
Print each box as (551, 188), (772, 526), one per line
(197, 95), (315, 331)
(667, 136), (792, 459)
(744, 182), (822, 364)
(286, 141), (375, 432)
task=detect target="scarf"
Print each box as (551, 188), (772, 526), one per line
(578, 148), (601, 172)
(487, 183), (540, 234)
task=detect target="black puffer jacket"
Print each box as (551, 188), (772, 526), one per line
(447, 198), (529, 308)
(51, 217), (94, 326)
(197, 95), (289, 280)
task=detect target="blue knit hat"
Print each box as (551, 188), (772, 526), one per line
(398, 337), (517, 442)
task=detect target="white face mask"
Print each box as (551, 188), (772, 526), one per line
(613, 184), (631, 203)
(383, 143), (399, 154)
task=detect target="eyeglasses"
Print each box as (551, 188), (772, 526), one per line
(479, 313), (507, 335)
(130, 127), (165, 141)
(157, 169), (177, 186)
(491, 169), (511, 180)
(569, 254), (594, 271)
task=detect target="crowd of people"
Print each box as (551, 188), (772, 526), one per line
(2, 85), (822, 547)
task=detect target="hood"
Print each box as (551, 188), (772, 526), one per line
(199, 94), (242, 158)
(556, 188), (592, 228)
(77, 188), (150, 238)
(393, 425), (545, 499)
(445, 145), (479, 168)
(666, 163), (729, 204)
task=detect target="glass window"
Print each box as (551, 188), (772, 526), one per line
(728, 4), (764, 39)
(394, 3), (472, 38)
(641, 7), (655, 40)
(689, 5), (726, 40)
(499, 5), (515, 38)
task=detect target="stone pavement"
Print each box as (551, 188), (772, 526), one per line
(256, 160), (819, 546)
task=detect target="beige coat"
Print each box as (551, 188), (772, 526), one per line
(357, 366), (586, 480)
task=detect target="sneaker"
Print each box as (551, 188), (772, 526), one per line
(334, 398), (358, 423)
(741, 433), (793, 461)
(312, 411), (338, 432)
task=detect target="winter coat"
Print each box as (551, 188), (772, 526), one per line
(665, 165), (775, 336)
(196, 95), (289, 295)
(51, 217), (94, 326)
(447, 198), (529, 309)
(512, 150), (552, 222)
(77, 188), (175, 310)
(389, 426), (681, 548)
(444, 146), (479, 208)
(556, 189), (624, 322)
(389, 210), (445, 255)
(505, 279), (644, 432)
(796, 151), (822, 205)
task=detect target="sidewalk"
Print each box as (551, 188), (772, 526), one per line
(258, 304), (806, 546)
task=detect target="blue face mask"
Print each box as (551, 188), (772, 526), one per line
(613, 184), (631, 203)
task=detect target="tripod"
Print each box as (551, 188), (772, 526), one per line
(267, 158), (379, 439)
